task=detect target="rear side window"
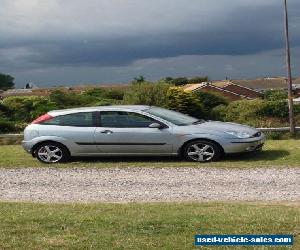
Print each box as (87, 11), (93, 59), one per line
(42, 112), (94, 127)
(100, 111), (156, 128)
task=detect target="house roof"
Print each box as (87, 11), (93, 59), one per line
(230, 77), (287, 90)
(210, 81), (231, 88)
(221, 83), (262, 98)
(183, 83), (206, 91)
(293, 77), (300, 85)
(184, 81), (261, 100)
(2, 89), (33, 97)
(187, 83), (252, 101)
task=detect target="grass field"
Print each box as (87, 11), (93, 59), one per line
(0, 202), (298, 249)
(0, 140), (300, 168)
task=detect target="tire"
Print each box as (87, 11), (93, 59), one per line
(35, 142), (70, 164)
(183, 140), (222, 162)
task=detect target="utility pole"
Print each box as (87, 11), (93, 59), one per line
(284, 0), (295, 134)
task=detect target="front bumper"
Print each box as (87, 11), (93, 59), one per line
(222, 137), (265, 154)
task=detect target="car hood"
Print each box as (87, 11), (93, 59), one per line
(181, 121), (259, 135)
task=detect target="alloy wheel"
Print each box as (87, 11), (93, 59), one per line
(37, 145), (63, 163)
(186, 143), (215, 162)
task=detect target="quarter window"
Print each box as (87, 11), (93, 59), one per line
(100, 111), (156, 128)
(42, 112), (94, 127)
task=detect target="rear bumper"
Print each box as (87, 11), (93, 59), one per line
(22, 140), (34, 154)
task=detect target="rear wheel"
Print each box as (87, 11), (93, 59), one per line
(35, 142), (70, 163)
(183, 140), (222, 162)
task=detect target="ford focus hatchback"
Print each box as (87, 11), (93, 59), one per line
(22, 105), (265, 163)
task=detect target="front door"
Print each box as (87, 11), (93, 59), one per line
(94, 111), (173, 154)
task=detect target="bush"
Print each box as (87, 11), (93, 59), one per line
(263, 131), (300, 140)
(211, 100), (268, 127)
(2, 96), (45, 122)
(188, 76), (208, 84)
(49, 90), (96, 108)
(265, 131), (284, 140)
(0, 103), (9, 114)
(123, 80), (171, 107)
(83, 87), (125, 100)
(169, 77), (189, 86)
(0, 103), (10, 121)
(1, 96), (60, 122)
(14, 122), (28, 131)
(260, 101), (289, 118)
(164, 76), (208, 85)
(264, 89), (287, 101)
(93, 99), (114, 106)
(30, 99), (58, 120)
(0, 89), (123, 132)
(211, 99), (294, 127)
(0, 119), (15, 133)
(295, 105), (300, 114)
(104, 88), (125, 100)
(167, 87), (204, 118)
(219, 100), (265, 124)
(195, 91), (228, 118)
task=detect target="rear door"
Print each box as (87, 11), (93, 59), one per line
(94, 111), (173, 154)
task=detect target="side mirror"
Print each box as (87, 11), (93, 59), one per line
(149, 122), (163, 129)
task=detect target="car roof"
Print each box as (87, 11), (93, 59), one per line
(48, 105), (151, 116)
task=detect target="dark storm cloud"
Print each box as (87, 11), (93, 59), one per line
(0, 0), (300, 86)
(3, 0), (300, 70)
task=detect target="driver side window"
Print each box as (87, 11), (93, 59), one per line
(100, 111), (156, 128)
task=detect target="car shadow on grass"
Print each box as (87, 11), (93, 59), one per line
(70, 149), (290, 164)
(223, 149), (290, 162)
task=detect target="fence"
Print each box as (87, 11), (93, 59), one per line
(0, 134), (23, 145)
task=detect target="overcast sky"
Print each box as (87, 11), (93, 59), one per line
(1, 0), (300, 87)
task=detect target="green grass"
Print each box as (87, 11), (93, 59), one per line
(1, 140), (300, 168)
(0, 202), (298, 249)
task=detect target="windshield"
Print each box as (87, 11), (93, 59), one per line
(144, 107), (200, 126)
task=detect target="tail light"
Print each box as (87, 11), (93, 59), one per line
(31, 113), (53, 124)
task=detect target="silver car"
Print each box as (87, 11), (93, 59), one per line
(22, 105), (265, 163)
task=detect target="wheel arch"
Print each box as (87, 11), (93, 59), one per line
(31, 140), (71, 158)
(178, 138), (225, 156)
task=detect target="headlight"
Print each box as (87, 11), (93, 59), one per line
(225, 131), (252, 139)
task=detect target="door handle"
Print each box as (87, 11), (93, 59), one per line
(100, 130), (113, 134)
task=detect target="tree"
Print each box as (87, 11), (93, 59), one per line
(0, 73), (15, 90)
(132, 75), (146, 84)
(164, 77), (174, 83)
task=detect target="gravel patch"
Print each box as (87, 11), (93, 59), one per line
(0, 167), (299, 203)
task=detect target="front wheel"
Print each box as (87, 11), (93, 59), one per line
(183, 140), (222, 162)
(35, 142), (70, 163)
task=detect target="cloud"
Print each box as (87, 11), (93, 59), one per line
(10, 47), (300, 87)
(0, 0), (300, 86)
